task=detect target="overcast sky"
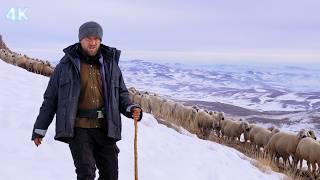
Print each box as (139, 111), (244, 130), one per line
(1, 0), (320, 65)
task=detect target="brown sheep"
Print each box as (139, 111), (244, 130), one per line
(25, 60), (33, 72)
(132, 91), (142, 105)
(172, 103), (185, 124)
(209, 112), (224, 137)
(128, 87), (137, 102)
(222, 120), (250, 143)
(149, 94), (165, 119)
(295, 137), (319, 173)
(42, 65), (54, 76)
(173, 104), (198, 131)
(220, 117), (234, 138)
(253, 127), (280, 157)
(32, 61), (45, 74)
(15, 55), (27, 69)
(193, 110), (215, 139)
(265, 129), (311, 167)
(160, 100), (177, 122)
(140, 94), (151, 113)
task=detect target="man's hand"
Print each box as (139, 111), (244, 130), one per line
(34, 137), (42, 147)
(132, 107), (142, 122)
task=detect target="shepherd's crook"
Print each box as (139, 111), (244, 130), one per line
(134, 118), (138, 180)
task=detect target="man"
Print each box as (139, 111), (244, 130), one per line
(31, 21), (142, 180)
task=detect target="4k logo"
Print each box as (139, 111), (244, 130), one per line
(6, 8), (28, 21)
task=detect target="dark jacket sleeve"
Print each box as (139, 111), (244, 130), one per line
(118, 71), (142, 120)
(31, 66), (60, 140)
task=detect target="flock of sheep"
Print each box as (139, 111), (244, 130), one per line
(0, 35), (54, 77)
(129, 87), (320, 178)
(0, 49), (54, 76)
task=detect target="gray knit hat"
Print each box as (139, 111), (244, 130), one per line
(78, 21), (103, 41)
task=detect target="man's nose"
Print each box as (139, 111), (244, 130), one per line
(89, 40), (96, 45)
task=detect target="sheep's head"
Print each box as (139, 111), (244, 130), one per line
(267, 125), (275, 131)
(208, 111), (213, 115)
(272, 128), (280, 134)
(241, 121), (250, 132)
(307, 130), (317, 140)
(297, 129), (309, 139)
(191, 105), (199, 112)
(218, 112), (225, 121)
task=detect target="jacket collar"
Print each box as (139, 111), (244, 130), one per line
(61, 43), (117, 64)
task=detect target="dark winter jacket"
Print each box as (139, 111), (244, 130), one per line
(31, 43), (141, 143)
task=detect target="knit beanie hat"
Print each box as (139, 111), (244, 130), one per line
(78, 21), (103, 41)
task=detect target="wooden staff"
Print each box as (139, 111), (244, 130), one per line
(134, 118), (138, 180)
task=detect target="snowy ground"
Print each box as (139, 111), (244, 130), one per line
(0, 60), (285, 179)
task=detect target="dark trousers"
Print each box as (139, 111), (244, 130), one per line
(69, 128), (119, 180)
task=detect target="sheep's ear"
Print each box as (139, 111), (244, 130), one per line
(307, 131), (312, 137)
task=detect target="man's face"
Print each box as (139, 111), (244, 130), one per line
(80, 36), (101, 56)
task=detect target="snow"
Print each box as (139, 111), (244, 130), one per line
(120, 60), (320, 112)
(0, 60), (284, 179)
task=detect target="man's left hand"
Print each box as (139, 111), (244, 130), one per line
(132, 107), (142, 122)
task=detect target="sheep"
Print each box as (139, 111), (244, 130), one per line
(172, 104), (198, 131)
(132, 91), (142, 105)
(42, 65), (54, 76)
(192, 105), (199, 112)
(0, 49), (6, 59)
(253, 127), (280, 157)
(25, 60), (33, 72)
(193, 110), (216, 139)
(32, 61), (44, 74)
(265, 129), (311, 168)
(209, 112), (225, 137)
(245, 124), (264, 143)
(220, 117), (234, 138)
(149, 94), (165, 119)
(140, 94), (151, 113)
(160, 100), (177, 122)
(222, 119), (250, 143)
(128, 87), (137, 101)
(8, 54), (16, 64)
(15, 55), (27, 69)
(294, 137), (319, 173)
(172, 103), (185, 124)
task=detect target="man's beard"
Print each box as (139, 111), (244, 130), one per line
(82, 46), (99, 56)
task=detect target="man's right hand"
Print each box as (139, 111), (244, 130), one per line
(34, 137), (42, 147)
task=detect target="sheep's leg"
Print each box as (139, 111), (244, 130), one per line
(307, 161), (311, 173)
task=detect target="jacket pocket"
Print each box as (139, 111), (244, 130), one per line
(112, 79), (120, 101)
(56, 106), (67, 133)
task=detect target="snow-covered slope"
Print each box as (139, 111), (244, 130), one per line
(0, 60), (284, 179)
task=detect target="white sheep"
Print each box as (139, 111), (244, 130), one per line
(209, 112), (224, 137)
(160, 100), (177, 122)
(140, 94), (151, 113)
(149, 94), (165, 119)
(294, 136), (319, 173)
(265, 129), (312, 168)
(193, 110), (216, 139)
(222, 119), (250, 143)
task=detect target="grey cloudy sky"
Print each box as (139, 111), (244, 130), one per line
(1, 0), (320, 64)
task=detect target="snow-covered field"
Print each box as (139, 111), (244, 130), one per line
(120, 60), (320, 112)
(0, 60), (284, 179)
(118, 59), (320, 137)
